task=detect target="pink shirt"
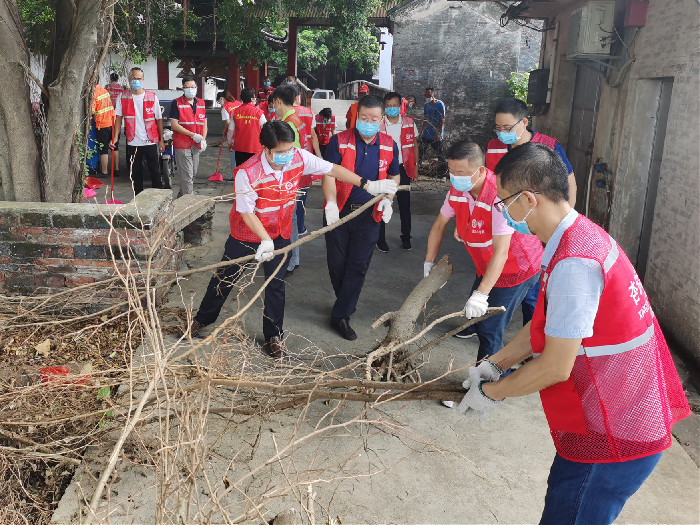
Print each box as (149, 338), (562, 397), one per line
(439, 190), (514, 236)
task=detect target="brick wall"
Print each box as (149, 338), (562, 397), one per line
(391, 0), (536, 149)
(0, 190), (183, 301)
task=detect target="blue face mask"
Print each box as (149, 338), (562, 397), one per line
(497, 130), (518, 144)
(272, 150), (294, 166)
(264, 81), (271, 87)
(269, 107), (277, 114)
(449, 167), (480, 192)
(356, 120), (380, 137)
(501, 194), (533, 235)
(130, 79), (142, 91)
(385, 107), (400, 118)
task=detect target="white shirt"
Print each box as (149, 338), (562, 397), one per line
(221, 107), (230, 121)
(382, 116), (418, 165)
(235, 148), (334, 213)
(115, 92), (162, 146)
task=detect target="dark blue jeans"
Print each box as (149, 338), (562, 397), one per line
(540, 452), (662, 525)
(194, 235), (290, 341)
(521, 276), (540, 324)
(296, 185), (311, 233)
(325, 206), (380, 321)
(471, 272), (540, 362)
(378, 164), (411, 243)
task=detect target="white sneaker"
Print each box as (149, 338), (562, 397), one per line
(442, 400), (455, 408)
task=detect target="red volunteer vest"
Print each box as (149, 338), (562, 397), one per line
(329, 129), (394, 223)
(485, 132), (557, 171)
(229, 151), (305, 242)
(105, 82), (123, 108)
(449, 171), (543, 287)
(259, 101), (276, 122)
(121, 90), (160, 144)
(530, 215), (689, 463)
(222, 100), (242, 117)
(172, 96), (206, 150)
(293, 105), (314, 153)
(315, 114), (335, 146)
(231, 103), (264, 154)
(379, 115), (417, 179)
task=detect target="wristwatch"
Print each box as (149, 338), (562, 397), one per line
(359, 177), (368, 190)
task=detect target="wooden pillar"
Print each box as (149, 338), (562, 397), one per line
(246, 61), (260, 93)
(156, 59), (169, 89)
(287, 18), (298, 77)
(228, 53), (241, 100)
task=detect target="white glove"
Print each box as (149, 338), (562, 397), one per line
(377, 197), (393, 223)
(461, 360), (502, 390)
(423, 261), (434, 278)
(255, 239), (275, 262)
(366, 179), (398, 196)
(455, 366), (501, 418)
(191, 133), (203, 144)
(324, 201), (340, 225)
(464, 290), (489, 319)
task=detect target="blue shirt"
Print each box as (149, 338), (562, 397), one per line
(542, 209), (604, 339)
(324, 130), (400, 205)
(422, 100), (446, 140)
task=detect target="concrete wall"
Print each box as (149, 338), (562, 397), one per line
(390, 0), (531, 148)
(0, 190), (182, 301)
(533, 0), (700, 365)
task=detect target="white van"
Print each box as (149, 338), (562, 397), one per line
(311, 89), (335, 100)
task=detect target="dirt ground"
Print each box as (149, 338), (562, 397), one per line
(50, 133), (700, 524)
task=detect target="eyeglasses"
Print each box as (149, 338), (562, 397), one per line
(493, 189), (540, 212)
(493, 118), (522, 134)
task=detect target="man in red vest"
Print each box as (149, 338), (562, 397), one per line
(314, 108), (335, 158)
(257, 75), (274, 102)
(169, 76), (207, 195)
(324, 94), (401, 340)
(377, 91), (419, 252)
(227, 87), (266, 166)
(424, 140), (543, 388)
(189, 121), (396, 357)
(111, 67), (164, 194)
(456, 143), (689, 524)
(345, 83), (369, 130)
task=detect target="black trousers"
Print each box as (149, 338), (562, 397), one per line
(126, 143), (162, 194)
(324, 206), (380, 321)
(235, 151), (255, 166)
(378, 164), (411, 243)
(194, 235), (290, 341)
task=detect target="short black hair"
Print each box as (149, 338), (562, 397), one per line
(288, 83), (300, 97)
(358, 94), (384, 111)
(446, 140), (484, 166)
(241, 87), (256, 103)
(181, 76), (196, 86)
(384, 91), (402, 104)
(425, 87), (435, 92)
(319, 107), (333, 119)
(260, 121), (296, 149)
(110, 72), (119, 82)
(495, 143), (569, 203)
(272, 85), (296, 107)
(495, 97), (529, 120)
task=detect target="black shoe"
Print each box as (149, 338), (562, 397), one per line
(376, 240), (390, 253)
(331, 318), (357, 341)
(454, 326), (477, 339)
(286, 265), (298, 276)
(114, 171), (120, 178)
(401, 238), (412, 251)
(264, 336), (287, 359)
(189, 319), (204, 338)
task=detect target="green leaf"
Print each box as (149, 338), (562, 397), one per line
(97, 386), (111, 400)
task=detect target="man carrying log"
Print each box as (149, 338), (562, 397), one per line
(423, 141), (543, 397)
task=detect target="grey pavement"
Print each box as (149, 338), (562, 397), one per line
(60, 136), (700, 524)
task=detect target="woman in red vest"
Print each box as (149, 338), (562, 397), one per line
(424, 140), (543, 385)
(190, 121), (397, 357)
(169, 76), (207, 195)
(457, 143), (690, 524)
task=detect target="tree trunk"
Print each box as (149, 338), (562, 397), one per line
(0, 0), (112, 203)
(0, 1), (41, 201)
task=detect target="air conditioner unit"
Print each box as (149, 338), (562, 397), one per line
(566, 1), (616, 58)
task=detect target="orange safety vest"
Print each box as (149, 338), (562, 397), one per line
(228, 151), (305, 242)
(172, 95), (206, 150)
(93, 85), (114, 130)
(448, 171), (543, 287)
(531, 214), (690, 463)
(485, 132), (556, 171)
(315, 114), (335, 146)
(379, 115), (417, 179)
(231, 103), (265, 154)
(346, 102), (359, 129)
(120, 90), (160, 144)
(330, 129), (394, 223)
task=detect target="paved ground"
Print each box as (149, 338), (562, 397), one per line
(59, 137), (700, 524)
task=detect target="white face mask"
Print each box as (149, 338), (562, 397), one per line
(184, 87), (197, 99)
